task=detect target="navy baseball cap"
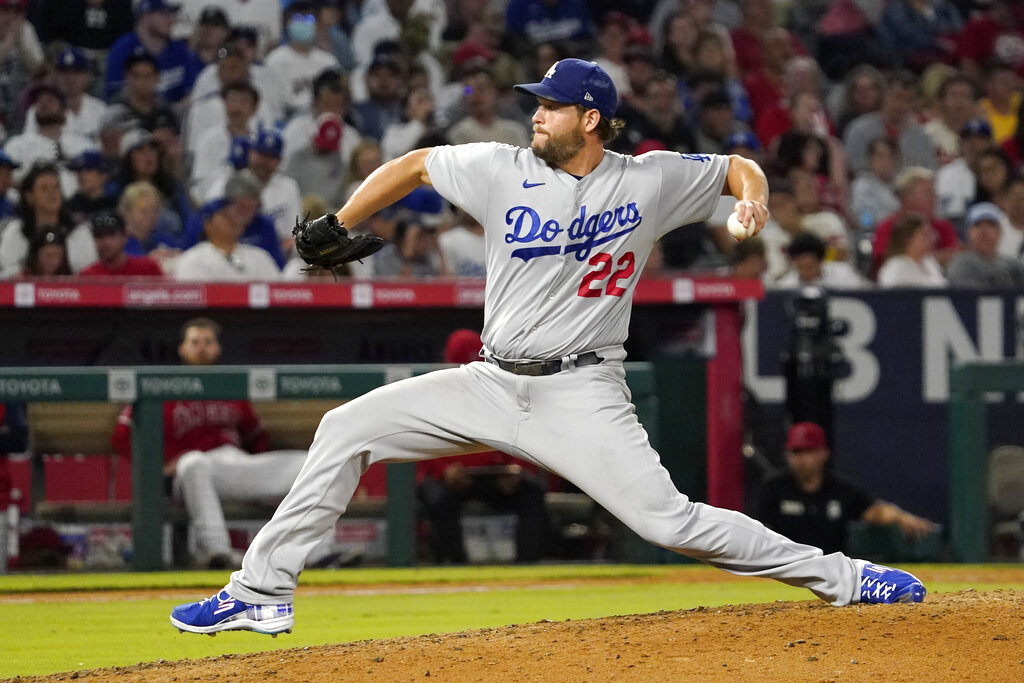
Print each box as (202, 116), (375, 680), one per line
(90, 211), (125, 236)
(252, 128), (284, 158)
(966, 202), (1004, 227)
(136, 0), (180, 15)
(67, 150), (108, 172)
(56, 47), (89, 72)
(124, 47), (158, 72)
(0, 149), (19, 169)
(726, 131), (761, 151)
(200, 198), (231, 222)
(514, 59), (617, 119)
(199, 6), (229, 27)
(228, 135), (251, 169)
(397, 186), (444, 214)
(961, 118), (993, 139)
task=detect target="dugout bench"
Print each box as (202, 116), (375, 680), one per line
(0, 363), (658, 571)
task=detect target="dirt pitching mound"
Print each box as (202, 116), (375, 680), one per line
(19, 589), (1024, 682)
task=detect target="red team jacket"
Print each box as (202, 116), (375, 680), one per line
(112, 400), (270, 464)
(79, 256), (164, 277)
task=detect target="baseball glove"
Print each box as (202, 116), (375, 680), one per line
(292, 212), (385, 275)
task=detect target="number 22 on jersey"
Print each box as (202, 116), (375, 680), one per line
(577, 251), (635, 297)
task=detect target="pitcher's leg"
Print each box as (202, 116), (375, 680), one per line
(519, 367), (860, 605)
(228, 366), (514, 603)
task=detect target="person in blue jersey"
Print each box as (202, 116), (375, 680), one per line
(104, 0), (202, 104)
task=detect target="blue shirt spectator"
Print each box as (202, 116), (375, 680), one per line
(179, 170), (286, 268)
(878, 0), (963, 71)
(104, 0), (202, 103)
(179, 211), (285, 268)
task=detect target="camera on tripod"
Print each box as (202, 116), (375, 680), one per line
(780, 286), (851, 442)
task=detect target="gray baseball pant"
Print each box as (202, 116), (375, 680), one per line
(228, 361), (860, 605)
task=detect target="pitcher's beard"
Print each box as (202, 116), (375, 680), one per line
(531, 125), (585, 166)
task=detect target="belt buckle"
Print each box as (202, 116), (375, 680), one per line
(513, 360), (543, 376)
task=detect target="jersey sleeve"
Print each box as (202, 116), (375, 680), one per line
(424, 143), (501, 226)
(651, 152), (730, 239)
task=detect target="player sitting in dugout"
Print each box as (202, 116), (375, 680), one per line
(751, 422), (936, 556)
(112, 317), (353, 569)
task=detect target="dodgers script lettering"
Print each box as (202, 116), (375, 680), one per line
(503, 203), (642, 262)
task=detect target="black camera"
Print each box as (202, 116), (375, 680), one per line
(780, 286), (851, 440)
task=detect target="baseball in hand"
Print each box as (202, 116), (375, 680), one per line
(726, 211), (755, 240)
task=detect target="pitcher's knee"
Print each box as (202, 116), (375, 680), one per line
(314, 400), (391, 447)
(630, 504), (697, 549)
(174, 451), (211, 484)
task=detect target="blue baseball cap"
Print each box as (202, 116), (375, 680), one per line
(252, 128), (283, 159)
(0, 149), (19, 169)
(136, 0), (180, 15)
(228, 135), (251, 170)
(514, 59), (617, 120)
(67, 150), (108, 172)
(397, 186), (444, 214)
(726, 131), (761, 151)
(966, 202), (1005, 227)
(961, 118), (993, 139)
(200, 198), (231, 222)
(56, 47), (89, 72)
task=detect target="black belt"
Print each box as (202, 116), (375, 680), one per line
(486, 351), (603, 376)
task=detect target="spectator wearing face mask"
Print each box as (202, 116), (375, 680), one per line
(264, 1), (339, 118)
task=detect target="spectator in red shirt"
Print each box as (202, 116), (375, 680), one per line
(111, 318), (341, 569)
(416, 329), (549, 564)
(742, 27), (795, 126)
(730, 0), (807, 74)
(956, 0), (1024, 79)
(78, 211), (164, 278)
(871, 167), (962, 276)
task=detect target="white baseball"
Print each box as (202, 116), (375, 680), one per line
(727, 211), (755, 239)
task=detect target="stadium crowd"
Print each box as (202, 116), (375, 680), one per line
(0, 0), (1021, 288)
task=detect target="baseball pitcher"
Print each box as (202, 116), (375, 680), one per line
(172, 59), (926, 636)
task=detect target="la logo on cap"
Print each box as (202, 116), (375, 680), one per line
(544, 63), (557, 79)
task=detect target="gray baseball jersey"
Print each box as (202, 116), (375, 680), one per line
(426, 144), (728, 360)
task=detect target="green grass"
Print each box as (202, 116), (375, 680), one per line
(1, 564), (1021, 679)
(0, 563), (687, 594)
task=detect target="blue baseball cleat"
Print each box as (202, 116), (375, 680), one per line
(859, 563), (927, 604)
(170, 590), (294, 636)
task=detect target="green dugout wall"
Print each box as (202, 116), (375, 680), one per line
(947, 361), (1024, 563)
(0, 363), (658, 571)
